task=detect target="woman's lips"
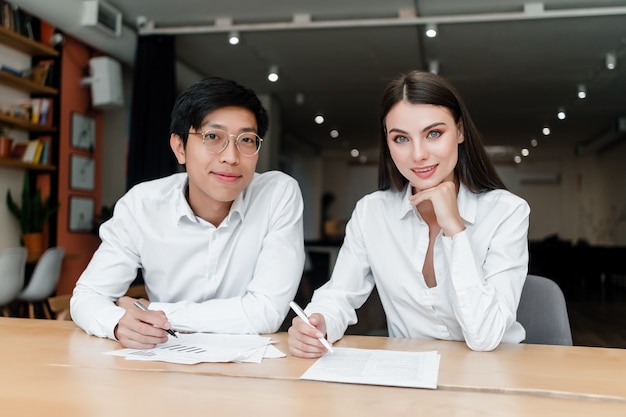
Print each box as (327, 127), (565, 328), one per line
(412, 165), (437, 179)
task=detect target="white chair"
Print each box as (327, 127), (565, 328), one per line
(0, 247), (28, 316)
(18, 247), (64, 319)
(517, 274), (573, 346)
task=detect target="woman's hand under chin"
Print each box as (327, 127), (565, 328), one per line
(410, 181), (465, 237)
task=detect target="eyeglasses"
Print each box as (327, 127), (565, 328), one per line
(189, 129), (263, 156)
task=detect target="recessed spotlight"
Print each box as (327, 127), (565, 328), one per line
(606, 52), (617, 70)
(350, 148), (360, 158)
(314, 115), (324, 125)
(557, 108), (566, 120)
(577, 84), (587, 99)
(521, 148), (530, 157)
(428, 60), (439, 74)
(425, 23), (437, 38)
(330, 129), (339, 138)
(530, 138), (538, 147)
(267, 65), (279, 82)
(228, 30), (240, 45)
(542, 126), (550, 136)
(514, 155), (522, 164)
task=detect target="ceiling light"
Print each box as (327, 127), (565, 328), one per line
(514, 155), (522, 164)
(542, 126), (550, 136)
(314, 115), (324, 125)
(606, 52), (617, 70)
(557, 107), (566, 120)
(428, 60), (439, 74)
(425, 23), (438, 38)
(267, 65), (279, 82)
(577, 84), (587, 99)
(530, 138), (538, 147)
(330, 129), (339, 138)
(228, 30), (240, 45)
(521, 148), (530, 157)
(350, 148), (360, 158)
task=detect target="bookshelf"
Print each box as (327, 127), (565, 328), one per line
(0, 25), (58, 57)
(0, 24), (58, 169)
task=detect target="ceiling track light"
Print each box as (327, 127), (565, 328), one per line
(577, 84), (587, 99)
(267, 65), (279, 82)
(228, 30), (240, 45)
(557, 107), (566, 120)
(425, 23), (438, 38)
(606, 52), (617, 70)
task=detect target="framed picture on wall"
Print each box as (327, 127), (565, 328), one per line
(69, 196), (94, 233)
(70, 154), (95, 191)
(70, 112), (96, 151)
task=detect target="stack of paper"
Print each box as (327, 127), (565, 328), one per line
(104, 333), (285, 365)
(300, 348), (440, 389)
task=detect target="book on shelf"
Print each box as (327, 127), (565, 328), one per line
(21, 139), (40, 163)
(11, 141), (27, 159)
(30, 60), (54, 85)
(37, 135), (52, 165)
(0, 64), (23, 77)
(39, 97), (53, 126)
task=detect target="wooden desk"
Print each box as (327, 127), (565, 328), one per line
(2, 317), (626, 416)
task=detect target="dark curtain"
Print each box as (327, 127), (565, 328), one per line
(126, 35), (178, 190)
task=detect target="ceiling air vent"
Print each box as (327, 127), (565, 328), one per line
(81, 0), (122, 37)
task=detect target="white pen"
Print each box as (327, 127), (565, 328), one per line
(289, 301), (334, 354)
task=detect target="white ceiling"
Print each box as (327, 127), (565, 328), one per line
(21, 0), (626, 160)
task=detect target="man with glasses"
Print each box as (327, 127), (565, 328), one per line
(71, 77), (305, 348)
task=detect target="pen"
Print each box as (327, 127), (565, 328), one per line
(133, 300), (178, 338)
(289, 301), (334, 354)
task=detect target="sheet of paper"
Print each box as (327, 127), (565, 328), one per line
(104, 333), (284, 364)
(300, 347), (440, 389)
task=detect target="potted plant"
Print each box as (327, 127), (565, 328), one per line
(6, 171), (59, 262)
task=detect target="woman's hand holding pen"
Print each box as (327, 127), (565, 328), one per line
(410, 180), (465, 237)
(114, 296), (172, 349)
(288, 312), (330, 358)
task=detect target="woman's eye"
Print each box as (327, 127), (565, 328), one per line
(426, 130), (441, 140)
(393, 135), (410, 143)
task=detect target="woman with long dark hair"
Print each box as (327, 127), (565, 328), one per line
(289, 70), (530, 356)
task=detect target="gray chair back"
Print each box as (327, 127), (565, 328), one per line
(517, 274), (573, 346)
(0, 247), (28, 311)
(18, 247), (65, 302)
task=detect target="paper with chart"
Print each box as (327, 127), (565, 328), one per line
(300, 347), (440, 389)
(104, 333), (285, 364)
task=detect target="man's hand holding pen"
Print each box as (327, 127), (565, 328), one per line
(114, 296), (175, 349)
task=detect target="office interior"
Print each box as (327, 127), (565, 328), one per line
(1, 1), (626, 346)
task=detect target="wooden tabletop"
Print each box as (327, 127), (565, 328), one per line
(2, 317), (626, 416)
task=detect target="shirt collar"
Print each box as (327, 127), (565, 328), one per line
(175, 175), (249, 226)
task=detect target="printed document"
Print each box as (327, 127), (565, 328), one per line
(104, 333), (285, 364)
(300, 347), (439, 389)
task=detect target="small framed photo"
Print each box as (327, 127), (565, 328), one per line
(69, 196), (95, 233)
(70, 154), (95, 191)
(71, 112), (96, 151)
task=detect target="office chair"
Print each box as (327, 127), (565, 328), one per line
(18, 247), (65, 319)
(517, 274), (573, 346)
(0, 247), (28, 316)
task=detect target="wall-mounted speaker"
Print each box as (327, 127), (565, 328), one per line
(81, 56), (124, 109)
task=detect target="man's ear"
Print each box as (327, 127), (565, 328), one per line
(170, 134), (186, 164)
